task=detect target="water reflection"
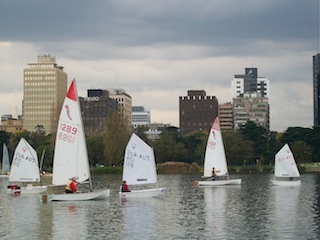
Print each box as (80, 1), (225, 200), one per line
(1, 174), (320, 239)
(121, 198), (158, 239)
(271, 185), (301, 239)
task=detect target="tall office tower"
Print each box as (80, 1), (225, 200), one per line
(179, 90), (219, 135)
(23, 55), (67, 133)
(79, 89), (118, 136)
(132, 106), (151, 128)
(107, 88), (132, 127)
(231, 68), (270, 101)
(313, 53), (320, 126)
(219, 102), (233, 130)
(233, 92), (270, 131)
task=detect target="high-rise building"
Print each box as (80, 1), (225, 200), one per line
(79, 89), (118, 136)
(107, 88), (132, 127)
(231, 68), (270, 100)
(233, 92), (270, 131)
(219, 102), (233, 130)
(132, 106), (151, 128)
(179, 90), (218, 134)
(23, 55), (67, 133)
(313, 53), (320, 126)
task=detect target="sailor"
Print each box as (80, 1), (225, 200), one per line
(65, 177), (78, 193)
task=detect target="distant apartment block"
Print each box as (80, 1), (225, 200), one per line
(231, 68), (270, 101)
(219, 102), (233, 130)
(313, 53), (320, 126)
(23, 55), (67, 133)
(0, 115), (23, 134)
(179, 90), (219, 134)
(144, 123), (173, 140)
(79, 89), (118, 136)
(233, 92), (270, 130)
(132, 106), (151, 128)
(107, 88), (132, 128)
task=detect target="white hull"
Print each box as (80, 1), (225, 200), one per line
(196, 179), (242, 186)
(8, 185), (48, 194)
(48, 189), (110, 201)
(0, 174), (9, 178)
(271, 179), (301, 186)
(119, 188), (165, 198)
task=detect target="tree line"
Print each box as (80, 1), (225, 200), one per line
(0, 112), (319, 171)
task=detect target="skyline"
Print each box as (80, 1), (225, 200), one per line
(0, 1), (319, 132)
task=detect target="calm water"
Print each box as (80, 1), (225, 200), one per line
(0, 173), (320, 240)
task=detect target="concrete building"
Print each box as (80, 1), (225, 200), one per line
(132, 106), (151, 128)
(233, 92), (270, 130)
(107, 88), (132, 127)
(144, 123), (173, 140)
(313, 53), (320, 126)
(23, 55), (67, 133)
(0, 115), (23, 134)
(79, 89), (118, 136)
(219, 102), (233, 130)
(179, 90), (219, 134)
(231, 68), (270, 100)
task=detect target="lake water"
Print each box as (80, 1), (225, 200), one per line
(0, 173), (320, 240)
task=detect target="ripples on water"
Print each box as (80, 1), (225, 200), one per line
(1, 173), (320, 239)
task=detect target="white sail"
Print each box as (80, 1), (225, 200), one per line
(52, 80), (90, 186)
(274, 143), (300, 178)
(9, 138), (40, 182)
(2, 143), (10, 173)
(203, 117), (228, 177)
(122, 133), (157, 185)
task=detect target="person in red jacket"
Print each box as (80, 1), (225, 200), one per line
(121, 180), (130, 192)
(65, 177), (78, 193)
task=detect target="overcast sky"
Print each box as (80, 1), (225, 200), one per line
(0, 1), (319, 132)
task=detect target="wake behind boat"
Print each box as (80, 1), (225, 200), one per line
(45, 79), (110, 202)
(271, 143), (301, 186)
(7, 138), (48, 194)
(196, 117), (241, 187)
(119, 133), (165, 198)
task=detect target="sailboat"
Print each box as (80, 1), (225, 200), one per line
(196, 117), (241, 186)
(47, 79), (110, 201)
(271, 143), (301, 186)
(119, 133), (165, 198)
(0, 143), (10, 177)
(7, 138), (48, 194)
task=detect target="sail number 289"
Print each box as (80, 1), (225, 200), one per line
(58, 123), (78, 143)
(59, 123), (78, 135)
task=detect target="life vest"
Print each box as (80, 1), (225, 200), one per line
(65, 181), (74, 191)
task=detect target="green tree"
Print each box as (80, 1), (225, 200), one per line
(290, 141), (312, 164)
(153, 131), (188, 163)
(184, 131), (207, 165)
(239, 121), (269, 165)
(103, 111), (131, 166)
(223, 130), (254, 166)
(87, 135), (105, 166)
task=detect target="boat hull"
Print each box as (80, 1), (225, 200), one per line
(271, 179), (301, 186)
(7, 185), (48, 194)
(47, 189), (110, 201)
(196, 179), (241, 186)
(119, 188), (165, 198)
